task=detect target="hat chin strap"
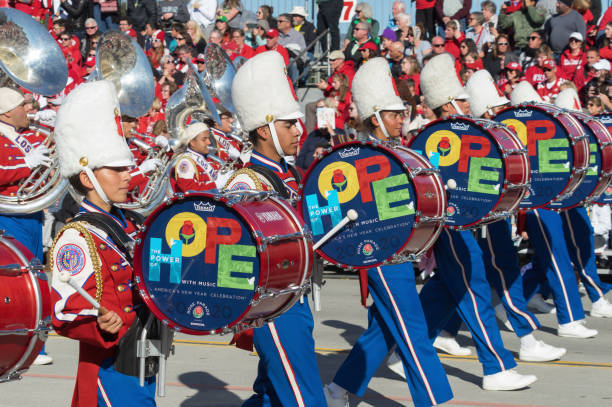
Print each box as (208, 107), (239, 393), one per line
(82, 166), (111, 205)
(374, 111), (392, 140)
(450, 99), (466, 116)
(267, 122), (286, 158)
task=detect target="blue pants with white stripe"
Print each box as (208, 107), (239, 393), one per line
(523, 209), (585, 324)
(477, 219), (540, 337)
(333, 263), (453, 407)
(97, 358), (156, 406)
(244, 299), (326, 407)
(561, 207), (611, 303)
(420, 229), (516, 375)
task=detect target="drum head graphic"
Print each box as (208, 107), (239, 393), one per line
(410, 118), (505, 227)
(594, 113), (612, 205)
(299, 142), (416, 268)
(134, 194), (260, 334)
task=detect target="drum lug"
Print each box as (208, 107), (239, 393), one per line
(481, 211), (512, 223)
(502, 148), (528, 158)
(255, 231), (309, 246)
(409, 167), (440, 177)
(505, 182), (530, 190)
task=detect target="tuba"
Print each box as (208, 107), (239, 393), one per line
(0, 8), (69, 214)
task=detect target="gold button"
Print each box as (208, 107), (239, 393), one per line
(79, 157), (88, 166)
(98, 243), (106, 250)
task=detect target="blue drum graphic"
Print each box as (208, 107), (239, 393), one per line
(410, 117), (506, 227)
(495, 105), (589, 209)
(298, 142), (418, 268)
(594, 113), (612, 205)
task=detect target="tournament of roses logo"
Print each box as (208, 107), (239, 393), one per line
(187, 301), (209, 319)
(362, 243), (374, 256)
(192, 305), (204, 319)
(179, 220), (196, 245)
(606, 186), (612, 196)
(357, 240), (380, 257)
(446, 205), (456, 216)
(437, 137), (452, 157)
(331, 169), (348, 192)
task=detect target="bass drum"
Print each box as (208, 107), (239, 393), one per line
(593, 113), (612, 205)
(297, 141), (446, 269)
(0, 234), (51, 383)
(409, 116), (530, 228)
(133, 192), (312, 335)
(495, 104), (589, 209)
(545, 111), (612, 210)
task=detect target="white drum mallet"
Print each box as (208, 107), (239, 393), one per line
(58, 270), (108, 315)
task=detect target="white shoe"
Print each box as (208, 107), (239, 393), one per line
(387, 351), (406, 379)
(527, 293), (556, 314)
(482, 369), (538, 391)
(324, 384), (349, 407)
(519, 340), (567, 362)
(494, 303), (514, 332)
(558, 320), (598, 338)
(433, 335), (472, 356)
(32, 354), (53, 365)
(591, 298), (612, 318)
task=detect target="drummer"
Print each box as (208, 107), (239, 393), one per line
(225, 51), (327, 406)
(322, 57), (454, 407)
(0, 87), (53, 365)
(50, 81), (157, 406)
(416, 53), (537, 391)
(170, 122), (220, 193)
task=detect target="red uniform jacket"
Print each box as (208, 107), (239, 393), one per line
(0, 122), (45, 196)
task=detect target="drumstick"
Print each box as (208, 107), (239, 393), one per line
(58, 270), (108, 315)
(313, 209), (359, 251)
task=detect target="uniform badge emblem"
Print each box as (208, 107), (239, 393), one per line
(57, 244), (86, 276)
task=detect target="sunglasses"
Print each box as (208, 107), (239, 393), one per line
(529, 36), (540, 40)
(569, 38), (582, 42)
(587, 103), (595, 106)
(498, 42), (509, 46)
(278, 19), (289, 23)
(433, 44), (444, 48)
(86, 26), (97, 30)
(176, 37), (185, 40)
(355, 9), (362, 13)
(61, 37), (70, 41)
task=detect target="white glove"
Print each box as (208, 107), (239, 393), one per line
(34, 110), (56, 127)
(228, 146), (241, 160)
(154, 135), (169, 149)
(138, 158), (162, 173)
(214, 170), (233, 190)
(23, 145), (51, 169)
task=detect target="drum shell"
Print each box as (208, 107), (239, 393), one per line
(593, 113), (612, 205)
(0, 235), (51, 382)
(133, 193), (312, 335)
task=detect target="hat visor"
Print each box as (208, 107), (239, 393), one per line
(381, 103), (407, 112)
(104, 158), (135, 168)
(454, 91), (470, 101)
(0, 97), (25, 114)
(494, 96), (510, 108)
(277, 111), (304, 121)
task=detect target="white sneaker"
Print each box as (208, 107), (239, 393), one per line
(32, 354), (53, 365)
(591, 298), (612, 318)
(558, 320), (598, 338)
(494, 303), (514, 332)
(482, 369), (538, 391)
(387, 350), (406, 379)
(324, 384), (349, 407)
(433, 335), (472, 356)
(527, 293), (556, 314)
(519, 340), (567, 362)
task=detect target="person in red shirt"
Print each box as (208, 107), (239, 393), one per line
(498, 61), (524, 96)
(118, 17), (138, 39)
(171, 122), (218, 193)
(146, 30), (166, 70)
(559, 32), (587, 81)
(399, 55), (421, 95)
(329, 73), (351, 129)
(231, 28), (255, 59)
(599, 21), (612, 62)
(443, 20), (465, 59)
(255, 29), (290, 66)
(525, 45), (553, 85)
(536, 59), (566, 102)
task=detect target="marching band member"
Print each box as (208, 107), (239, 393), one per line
(50, 80), (157, 407)
(171, 122), (219, 193)
(0, 87), (53, 366)
(416, 53), (537, 391)
(463, 70), (567, 362)
(323, 57), (453, 407)
(210, 103), (242, 162)
(509, 84), (601, 338)
(225, 51), (327, 407)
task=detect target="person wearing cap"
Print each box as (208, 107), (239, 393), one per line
(497, 0), (545, 51)
(498, 61), (524, 95)
(210, 104), (241, 162)
(290, 6), (316, 47)
(559, 32), (587, 81)
(345, 21), (377, 67)
(0, 87), (53, 366)
(147, 29), (166, 70)
(358, 40), (379, 66)
(380, 27), (397, 56)
(50, 80), (158, 407)
(245, 19), (269, 48)
(171, 122), (219, 193)
(255, 28), (290, 66)
(416, 53), (538, 391)
(225, 51), (327, 407)
(536, 58), (566, 102)
(323, 57), (453, 407)
(584, 58), (611, 105)
(544, 0), (586, 57)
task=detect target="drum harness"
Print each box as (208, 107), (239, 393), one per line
(68, 210), (175, 395)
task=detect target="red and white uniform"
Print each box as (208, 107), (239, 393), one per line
(210, 127), (241, 162)
(171, 147), (219, 192)
(51, 202), (143, 407)
(0, 122), (45, 197)
(536, 77), (566, 103)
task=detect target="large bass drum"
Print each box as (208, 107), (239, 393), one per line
(544, 111), (612, 210)
(298, 141), (446, 269)
(0, 233), (51, 382)
(593, 113), (612, 205)
(409, 116), (530, 228)
(495, 104), (590, 209)
(133, 192), (312, 335)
